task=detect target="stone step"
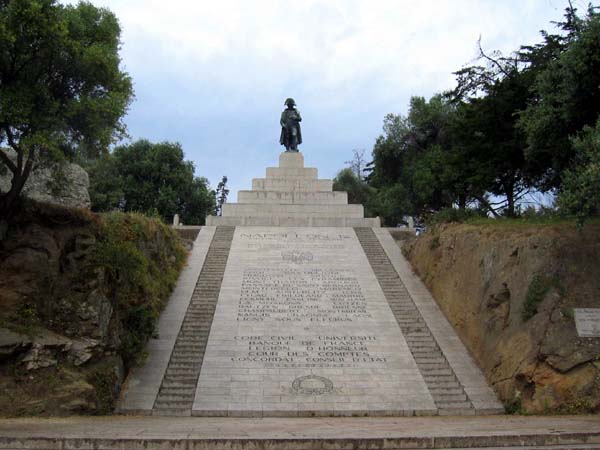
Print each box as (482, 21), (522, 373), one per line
(151, 409), (192, 417)
(169, 355), (203, 361)
(4, 415), (598, 449)
(424, 377), (460, 386)
(159, 387), (193, 395)
(238, 190), (348, 205)
(162, 376), (198, 384)
(155, 395), (194, 403)
(421, 368), (454, 377)
(438, 407), (476, 416)
(168, 363), (202, 369)
(161, 381), (197, 389)
(416, 363), (449, 371)
(436, 400), (473, 409)
(429, 386), (463, 394)
(432, 393), (468, 403)
(412, 353), (444, 359)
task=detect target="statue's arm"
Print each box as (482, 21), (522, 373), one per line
(280, 111), (286, 127)
(296, 110), (302, 122)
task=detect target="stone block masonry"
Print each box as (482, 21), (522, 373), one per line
(206, 152), (379, 227)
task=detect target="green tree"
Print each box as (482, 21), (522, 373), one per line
(450, 72), (532, 217)
(87, 140), (215, 225)
(333, 167), (376, 216)
(366, 95), (458, 221)
(0, 0), (133, 218)
(86, 154), (124, 212)
(556, 118), (600, 222)
(215, 175), (229, 216)
(519, 6), (600, 190)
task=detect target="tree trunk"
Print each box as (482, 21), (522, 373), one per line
(458, 192), (467, 210)
(504, 180), (516, 217)
(0, 148), (35, 221)
(475, 195), (501, 218)
(0, 174), (24, 220)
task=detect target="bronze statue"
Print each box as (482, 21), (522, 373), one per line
(279, 98), (302, 152)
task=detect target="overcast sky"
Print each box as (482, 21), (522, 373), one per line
(61, 0), (586, 198)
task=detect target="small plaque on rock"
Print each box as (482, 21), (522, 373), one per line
(574, 308), (600, 337)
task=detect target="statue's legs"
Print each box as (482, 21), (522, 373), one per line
(289, 128), (298, 151)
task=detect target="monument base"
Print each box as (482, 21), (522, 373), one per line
(206, 152), (380, 227)
(206, 216), (380, 227)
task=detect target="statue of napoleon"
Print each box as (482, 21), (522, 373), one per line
(279, 98), (302, 152)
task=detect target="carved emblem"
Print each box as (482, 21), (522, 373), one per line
(291, 375), (334, 395)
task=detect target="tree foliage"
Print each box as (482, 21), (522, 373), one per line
(215, 175), (229, 216)
(0, 0), (133, 218)
(333, 167), (376, 216)
(520, 5), (600, 190)
(556, 118), (600, 222)
(87, 140), (215, 225)
(366, 95), (459, 222)
(361, 5), (600, 224)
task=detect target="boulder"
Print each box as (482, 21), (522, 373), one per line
(0, 150), (90, 209)
(78, 289), (113, 341)
(19, 331), (72, 371)
(69, 337), (100, 366)
(0, 328), (32, 361)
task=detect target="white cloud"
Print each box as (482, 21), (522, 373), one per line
(60, 0), (571, 195)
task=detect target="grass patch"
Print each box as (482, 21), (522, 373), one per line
(87, 362), (119, 415)
(504, 396), (527, 415)
(429, 236), (440, 250)
(464, 215), (600, 229)
(426, 207), (487, 225)
(94, 212), (187, 369)
(522, 273), (564, 321)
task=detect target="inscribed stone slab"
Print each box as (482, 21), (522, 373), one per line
(193, 227), (435, 416)
(575, 309), (600, 337)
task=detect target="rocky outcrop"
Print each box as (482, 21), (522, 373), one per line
(0, 150), (90, 209)
(0, 202), (186, 416)
(401, 222), (600, 413)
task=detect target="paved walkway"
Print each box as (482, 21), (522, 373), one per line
(0, 415), (599, 449)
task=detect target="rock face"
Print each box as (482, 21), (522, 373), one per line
(0, 150), (90, 209)
(0, 203), (187, 416)
(0, 209), (122, 415)
(402, 222), (600, 413)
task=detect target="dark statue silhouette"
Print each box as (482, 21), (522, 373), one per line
(279, 98), (302, 152)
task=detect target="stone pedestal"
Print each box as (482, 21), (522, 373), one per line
(207, 152), (380, 227)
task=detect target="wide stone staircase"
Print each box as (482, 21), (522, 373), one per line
(153, 226), (235, 416)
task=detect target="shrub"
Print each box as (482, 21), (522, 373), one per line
(522, 273), (563, 321)
(93, 212), (186, 368)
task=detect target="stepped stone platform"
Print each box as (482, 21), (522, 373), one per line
(1, 415), (600, 449)
(206, 152), (380, 227)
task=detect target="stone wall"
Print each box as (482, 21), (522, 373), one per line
(0, 150), (90, 209)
